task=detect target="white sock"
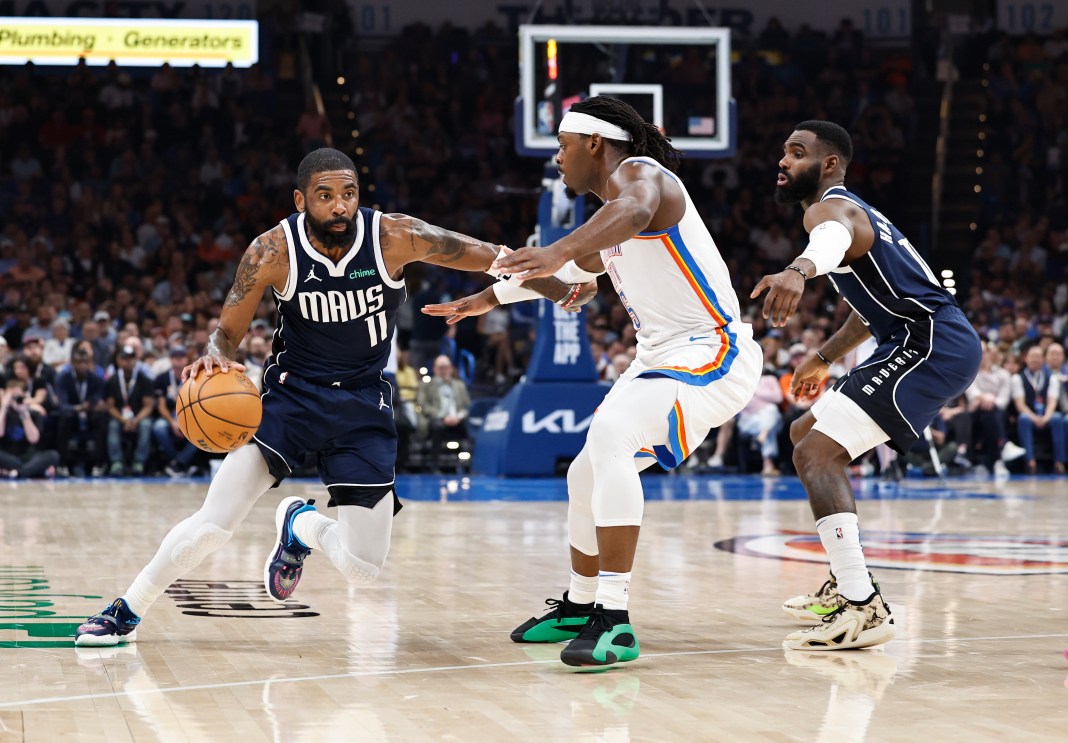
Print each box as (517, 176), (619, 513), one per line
(568, 570), (598, 605)
(816, 512), (874, 602)
(596, 570), (631, 610)
(292, 507), (333, 551)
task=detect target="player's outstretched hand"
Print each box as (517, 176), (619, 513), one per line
(183, 354), (246, 382)
(493, 246), (565, 280)
(422, 288), (497, 326)
(750, 269), (806, 328)
(790, 354), (830, 400)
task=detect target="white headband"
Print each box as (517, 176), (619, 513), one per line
(558, 111), (632, 142)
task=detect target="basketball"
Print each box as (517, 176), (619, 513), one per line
(176, 370), (263, 453)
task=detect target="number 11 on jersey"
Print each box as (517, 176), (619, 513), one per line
(365, 311), (388, 347)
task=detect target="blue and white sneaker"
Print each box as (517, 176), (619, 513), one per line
(75, 598), (141, 647)
(264, 497), (316, 603)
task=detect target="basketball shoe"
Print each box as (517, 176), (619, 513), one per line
(75, 598), (141, 646)
(782, 572), (884, 622)
(559, 605), (640, 668)
(264, 497), (317, 602)
(782, 590), (896, 651)
(782, 574), (841, 621)
(511, 592), (594, 643)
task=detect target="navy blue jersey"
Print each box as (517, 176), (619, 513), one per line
(821, 186), (956, 344)
(272, 209), (406, 387)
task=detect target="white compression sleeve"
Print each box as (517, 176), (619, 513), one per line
(122, 445), (276, 617)
(797, 220), (852, 276)
(555, 259), (604, 283)
(491, 280), (542, 304)
(491, 259), (604, 305)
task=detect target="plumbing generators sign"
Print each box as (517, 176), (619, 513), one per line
(0, 17), (258, 66)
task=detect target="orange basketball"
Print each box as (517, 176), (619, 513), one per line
(176, 370), (263, 453)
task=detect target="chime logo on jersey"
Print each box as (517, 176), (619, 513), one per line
(714, 531), (1068, 575)
(298, 285), (384, 323)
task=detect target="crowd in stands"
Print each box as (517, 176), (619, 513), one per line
(0, 13), (1064, 477)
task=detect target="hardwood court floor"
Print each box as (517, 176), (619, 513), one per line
(1, 474), (1067, 742)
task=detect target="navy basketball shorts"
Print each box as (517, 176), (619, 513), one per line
(253, 364), (400, 511)
(812, 305), (981, 458)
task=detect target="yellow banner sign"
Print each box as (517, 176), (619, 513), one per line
(0, 17), (258, 67)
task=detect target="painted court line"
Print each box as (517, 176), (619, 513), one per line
(3, 632), (1066, 709)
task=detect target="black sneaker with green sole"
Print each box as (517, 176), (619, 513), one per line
(559, 604), (640, 668)
(511, 592), (594, 643)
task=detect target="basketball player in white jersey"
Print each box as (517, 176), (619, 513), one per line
(424, 97), (762, 668)
(75, 148), (594, 646)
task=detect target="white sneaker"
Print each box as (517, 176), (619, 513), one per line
(783, 591), (896, 651)
(993, 460), (1010, 478)
(707, 454), (724, 468)
(782, 574), (842, 622)
(1001, 441), (1027, 462)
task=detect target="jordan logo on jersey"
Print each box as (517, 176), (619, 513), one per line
(304, 265), (322, 283)
(378, 392), (389, 410)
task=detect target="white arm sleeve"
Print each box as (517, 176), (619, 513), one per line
(555, 259), (604, 283)
(490, 259), (602, 305)
(491, 281), (543, 304)
(798, 220), (852, 276)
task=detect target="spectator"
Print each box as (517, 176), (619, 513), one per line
(54, 348), (107, 477)
(393, 348), (419, 472)
(417, 354), (470, 472)
(0, 380), (59, 479)
(152, 345), (200, 477)
(736, 361), (785, 476)
(477, 305), (513, 384)
(1012, 345), (1067, 473)
(104, 345), (155, 476)
(966, 344), (1023, 476)
(43, 319), (75, 369)
(6, 355), (49, 418)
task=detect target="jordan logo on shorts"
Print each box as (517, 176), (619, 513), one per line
(305, 265), (322, 283)
(378, 392), (389, 410)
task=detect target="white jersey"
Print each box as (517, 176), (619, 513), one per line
(599, 156), (754, 387)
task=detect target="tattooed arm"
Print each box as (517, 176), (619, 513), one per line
(184, 226), (289, 380)
(378, 213), (579, 302)
(380, 214), (502, 272)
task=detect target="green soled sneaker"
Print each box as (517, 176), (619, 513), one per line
(511, 592), (594, 643)
(559, 604), (639, 668)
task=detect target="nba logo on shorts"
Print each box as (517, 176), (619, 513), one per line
(835, 527), (843, 539)
(279, 372), (288, 384)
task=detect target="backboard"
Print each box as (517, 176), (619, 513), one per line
(516, 25), (735, 159)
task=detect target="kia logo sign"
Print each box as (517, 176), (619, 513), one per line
(521, 409), (594, 434)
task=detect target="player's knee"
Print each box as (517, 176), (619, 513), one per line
(336, 550), (382, 584)
(170, 523), (232, 570)
(790, 415), (814, 446)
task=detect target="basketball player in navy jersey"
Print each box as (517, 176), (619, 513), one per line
(751, 121), (981, 650)
(75, 148), (592, 645)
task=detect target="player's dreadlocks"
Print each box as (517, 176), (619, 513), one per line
(569, 96), (683, 173)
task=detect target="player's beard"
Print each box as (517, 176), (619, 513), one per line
(305, 212), (356, 251)
(774, 162), (821, 205)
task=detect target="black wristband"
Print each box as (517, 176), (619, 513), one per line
(815, 350), (832, 365)
(785, 265), (808, 280)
